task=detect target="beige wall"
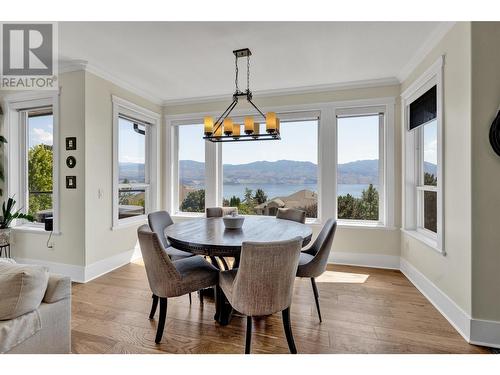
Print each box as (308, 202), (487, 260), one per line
(400, 22), (473, 314)
(470, 22), (500, 321)
(84, 72), (162, 265)
(165, 85), (402, 258)
(1, 71), (87, 266)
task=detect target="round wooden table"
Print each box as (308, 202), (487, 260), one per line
(165, 216), (313, 257)
(165, 216), (313, 325)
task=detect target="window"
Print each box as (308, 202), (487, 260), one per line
(24, 108), (54, 224)
(420, 119), (438, 233)
(177, 124), (206, 213)
(113, 96), (159, 227)
(221, 119), (318, 219)
(4, 93), (59, 232)
(167, 100), (394, 227)
(117, 117), (148, 220)
(402, 56), (443, 252)
(336, 112), (384, 223)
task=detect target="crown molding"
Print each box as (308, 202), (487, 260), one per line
(161, 77), (400, 106)
(58, 60), (163, 106)
(397, 22), (456, 83)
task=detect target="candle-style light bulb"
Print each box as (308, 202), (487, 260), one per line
(214, 121), (223, 137)
(223, 118), (233, 135)
(204, 116), (214, 136)
(233, 123), (241, 139)
(244, 116), (254, 135)
(266, 112), (277, 133)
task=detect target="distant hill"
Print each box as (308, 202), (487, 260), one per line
(119, 162), (145, 183)
(120, 159), (437, 186)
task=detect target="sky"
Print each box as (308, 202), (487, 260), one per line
(179, 117), (380, 165)
(28, 115), (53, 148)
(119, 118), (145, 164)
(119, 115), (437, 166)
(424, 119), (437, 165)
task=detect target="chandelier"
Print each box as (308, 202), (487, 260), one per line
(203, 48), (281, 142)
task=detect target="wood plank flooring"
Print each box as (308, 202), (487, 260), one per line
(71, 260), (492, 354)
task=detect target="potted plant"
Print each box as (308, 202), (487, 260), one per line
(0, 196), (35, 246)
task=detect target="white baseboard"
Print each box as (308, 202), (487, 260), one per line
(14, 257), (86, 282)
(328, 251), (400, 270)
(84, 246), (142, 282)
(399, 258), (471, 341)
(470, 318), (500, 349)
(15, 246), (141, 283)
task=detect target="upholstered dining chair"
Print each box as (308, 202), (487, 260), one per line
(206, 206), (238, 218)
(219, 237), (303, 354)
(148, 211), (195, 303)
(137, 225), (219, 344)
(276, 208), (306, 224)
(148, 211), (193, 261)
(205, 207), (238, 270)
(296, 218), (337, 323)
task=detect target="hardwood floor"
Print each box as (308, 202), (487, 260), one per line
(71, 260), (491, 354)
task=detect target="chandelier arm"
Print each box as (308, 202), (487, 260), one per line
(247, 98), (266, 120)
(212, 99), (238, 134)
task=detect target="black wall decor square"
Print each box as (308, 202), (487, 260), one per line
(66, 137), (77, 150)
(66, 176), (77, 189)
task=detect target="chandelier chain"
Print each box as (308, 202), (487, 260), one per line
(247, 54), (250, 92)
(235, 55), (239, 93)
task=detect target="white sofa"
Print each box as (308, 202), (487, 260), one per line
(0, 259), (71, 354)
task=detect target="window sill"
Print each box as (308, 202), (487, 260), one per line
(401, 229), (445, 255)
(12, 225), (60, 235)
(112, 215), (147, 231)
(337, 220), (396, 230)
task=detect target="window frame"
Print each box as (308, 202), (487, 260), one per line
(3, 92), (60, 233)
(335, 107), (387, 225)
(165, 98), (395, 228)
(402, 56), (444, 253)
(112, 96), (160, 229)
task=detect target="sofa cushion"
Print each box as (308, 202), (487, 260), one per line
(0, 309), (41, 353)
(43, 274), (71, 303)
(0, 261), (49, 320)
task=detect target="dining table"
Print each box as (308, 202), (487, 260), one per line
(165, 215), (313, 325)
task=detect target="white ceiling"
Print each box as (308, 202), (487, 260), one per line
(58, 22), (450, 104)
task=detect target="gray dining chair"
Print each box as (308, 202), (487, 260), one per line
(148, 211), (196, 303)
(205, 207), (238, 270)
(219, 237), (303, 354)
(276, 208), (306, 224)
(137, 224), (219, 344)
(206, 206), (238, 218)
(148, 211), (194, 261)
(296, 218), (337, 323)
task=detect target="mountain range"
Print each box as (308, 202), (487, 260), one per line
(120, 159), (437, 185)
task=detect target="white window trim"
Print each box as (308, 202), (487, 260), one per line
(401, 55), (445, 254)
(112, 96), (160, 229)
(2, 91), (61, 234)
(334, 105), (390, 226)
(165, 97), (395, 228)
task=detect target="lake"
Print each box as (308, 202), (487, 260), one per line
(222, 183), (376, 200)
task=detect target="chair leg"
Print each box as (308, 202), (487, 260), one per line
(310, 277), (322, 323)
(149, 294), (158, 319)
(282, 307), (297, 354)
(245, 316), (252, 354)
(155, 298), (168, 344)
(189, 292), (192, 305)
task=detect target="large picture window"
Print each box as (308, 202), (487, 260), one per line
(336, 111), (384, 223)
(221, 119), (318, 218)
(177, 124), (206, 213)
